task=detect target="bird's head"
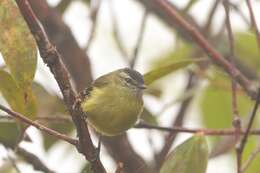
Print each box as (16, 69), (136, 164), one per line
(114, 68), (146, 91)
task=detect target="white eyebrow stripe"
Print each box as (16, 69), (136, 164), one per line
(119, 71), (131, 78)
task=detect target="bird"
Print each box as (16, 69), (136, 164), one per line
(80, 68), (146, 136)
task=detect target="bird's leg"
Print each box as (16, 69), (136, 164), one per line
(97, 134), (102, 153)
(73, 89), (88, 120)
(89, 134), (102, 162)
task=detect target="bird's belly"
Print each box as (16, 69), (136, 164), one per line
(82, 88), (143, 136)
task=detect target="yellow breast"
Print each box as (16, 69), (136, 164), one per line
(81, 85), (143, 136)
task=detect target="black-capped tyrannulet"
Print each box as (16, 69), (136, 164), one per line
(80, 68), (146, 136)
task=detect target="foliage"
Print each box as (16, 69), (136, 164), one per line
(160, 135), (208, 173)
(1, 0), (260, 173)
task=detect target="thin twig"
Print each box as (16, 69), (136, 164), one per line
(84, 0), (101, 52)
(229, 2), (250, 26)
(0, 115), (72, 123)
(130, 9), (148, 69)
(109, 1), (129, 61)
(153, 0), (256, 99)
(203, 0), (220, 36)
(155, 72), (196, 169)
(14, 1), (106, 172)
(17, 147), (56, 173)
(182, 0), (198, 13)
(37, 115), (72, 123)
(0, 104), (77, 146)
(223, 2), (241, 172)
(245, 0), (260, 50)
(242, 145), (260, 172)
(237, 88), (260, 173)
(134, 121), (260, 136)
(3, 147), (21, 173)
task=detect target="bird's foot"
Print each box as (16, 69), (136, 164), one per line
(89, 135), (102, 162)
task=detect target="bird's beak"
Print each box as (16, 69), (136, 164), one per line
(138, 84), (147, 89)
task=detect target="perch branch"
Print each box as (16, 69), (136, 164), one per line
(0, 104), (77, 146)
(14, 0), (106, 172)
(134, 121), (260, 136)
(138, 0), (257, 99)
(237, 88), (260, 172)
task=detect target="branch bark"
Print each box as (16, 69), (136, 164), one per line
(136, 0), (257, 99)
(134, 121), (260, 136)
(27, 1), (154, 173)
(14, 0), (106, 172)
(17, 147), (56, 173)
(28, 0), (93, 92)
(0, 104), (77, 146)
(155, 72), (197, 169)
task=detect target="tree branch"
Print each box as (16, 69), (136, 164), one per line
(28, 1), (154, 173)
(84, 0), (101, 52)
(155, 72), (197, 169)
(14, 0), (106, 172)
(160, 0), (256, 98)
(237, 88), (260, 172)
(223, 1), (241, 172)
(17, 147), (56, 173)
(0, 104), (77, 146)
(134, 121), (260, 136)
(245, 0), (260, 50)
(130, 9), (149, 69)
(242, 145), (260, 172)
(28, 0), (93, 92)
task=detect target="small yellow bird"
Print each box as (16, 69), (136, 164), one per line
(80, 68), (146, 136)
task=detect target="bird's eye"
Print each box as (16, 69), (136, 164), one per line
(125, 78), (133, 83)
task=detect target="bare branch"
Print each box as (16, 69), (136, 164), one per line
(14, 1), (106, 172)
(242, 145), (260, 172)
(17, 147), (56, 173)
(223, 2), (241, 172)
(130, 9), (149, 69)
(84, 0), (101, 52)
(109, 1), (129, 61)
(155, 72), (197, 169)
(134, 121), (260, 136)
(138, 0), (257, 99)
(3, 147), (21, 173)
(203, 0), (220, 36)
(237, 88), (260, 172)
(245, 0), (260, 50)
(0, 104), (77, 146)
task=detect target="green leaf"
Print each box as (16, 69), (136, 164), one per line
(144, 59), (201, 85)
(0, 70), (37, 146)
(0, 70), (36, 119)
(234, 32), (260, 75)
(0, 0), (37, 89)
(152, 44), (192, 67)
(243, 137), (260, 173)
(200, 73), (252, 129)
(0, 121), (20, 148)
(0, 70), (25, 113)
(160, 135), (208, 173)
(32, 82), (73, 150)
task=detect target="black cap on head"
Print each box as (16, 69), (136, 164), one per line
(121, 68), (144, 85)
